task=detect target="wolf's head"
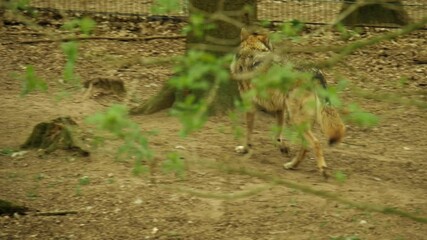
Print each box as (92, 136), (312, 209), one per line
(230, 28), (273, 76)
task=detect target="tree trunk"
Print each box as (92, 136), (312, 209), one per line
(0, 0), (6, 30)
(133, 0), (256, 115)
(0, 199), (29, 215)
(187, 0), (256, 115)
(339, 0), (411, 26)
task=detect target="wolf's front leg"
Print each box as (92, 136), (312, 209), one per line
(275, 110), (290, 155)
(235, 111), (255, 154)
(283, 146), (307, 170)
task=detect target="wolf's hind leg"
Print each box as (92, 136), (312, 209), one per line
(275, 110), (290, 155)
(305, 130), (329, 178)
(235, 111), (255, 154)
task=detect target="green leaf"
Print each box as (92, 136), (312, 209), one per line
(346, 104), (379, 128)
(86, 105), (153, 173)
(163, 152), (185, 178)
(78, 176), (90, 186)
(6, 0), (30, 11)
(60, 41), (80, 84)
(334, 171), (347, 184)
(61, 41), (78, 62)
(170, 94), (208, 137)
(151, 0), (181, 14)
(335, 23), (359, 41)
(62, 18), (96, 35)
(280, 20), (304, 38)
(183, 14), (216, 39)
(0, 148), (15, 156)
(132, 159), (148, 176)
(79, 17), (96, 35)
(20, 65), (48, 96)
(62, 19), (80, 31)
(86, 104), (129, 134)
(260, 20), (271, 28)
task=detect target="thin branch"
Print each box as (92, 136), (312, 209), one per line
(313, 17), (427, 68)
(4, 31), (71, 35)
(3, 35), (185, 45)
(171, 183), (275, 200)
(187, 43), (235, 53)
(33, 210), (78, 216)
(210, 12), (245, 29)
(351, 86), (427, 109)
(219, 164), (427, 223)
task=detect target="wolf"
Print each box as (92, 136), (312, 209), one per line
(230, 28), (345, 178)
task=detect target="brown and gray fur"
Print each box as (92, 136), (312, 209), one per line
(230, 28), (345, 178)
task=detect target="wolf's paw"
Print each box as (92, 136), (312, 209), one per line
(276, 139), (290, 155)
(320, 167), (329, 179)
(280, 145), (290, 155)
(235, 145), (249, 154)
(283, 161), (295, 170)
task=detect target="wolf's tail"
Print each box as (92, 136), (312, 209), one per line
(318, 105), (346, 145)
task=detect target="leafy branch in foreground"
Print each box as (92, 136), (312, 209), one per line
(169, 50), (232, 136)
(86, 105), (187, 177)
(17, 65), (48, 96)
(86, 105), (153, 175)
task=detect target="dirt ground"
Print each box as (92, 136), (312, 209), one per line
(1, 9), (427, 240)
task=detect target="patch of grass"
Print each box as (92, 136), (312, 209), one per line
(163, 231), (183, 239)
(107, 177), (115, 184)
(320, 221), (328, 228)
(334, 171), (347, 184)
(34, 173), (45, 181)
(75, 186), (82, 196)
(78, 176), (90, 186)
(0, 148), (15, 156)
(7, 172), (20, 178)
(289, 197), (299, 207)
(26, 190), (38, 199)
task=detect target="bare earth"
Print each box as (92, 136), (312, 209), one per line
(1, 10), (427, 240)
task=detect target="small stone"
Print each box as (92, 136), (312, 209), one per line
(359, 220), (367, 225)
(134, 198), (143, 205)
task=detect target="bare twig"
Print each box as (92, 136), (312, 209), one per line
(3, 35), (185, 45)
(192, 161), (427, 224)
(313, 16), (427, 68)
(171, 183), (275, 200)
(33, 210), (78, 216)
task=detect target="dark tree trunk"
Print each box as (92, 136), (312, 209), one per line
(339, 0), (411, 26)
(134, 0), (256, 115)
(0, 0), (6, 29)
(186, 0), (256, 115)
(0, 199), (29, 215)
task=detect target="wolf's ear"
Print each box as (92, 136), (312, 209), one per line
(241, 28), (250, 41)
(259, 35), (273, 51)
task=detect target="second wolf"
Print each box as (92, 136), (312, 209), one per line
(230, 28), (345, 177)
